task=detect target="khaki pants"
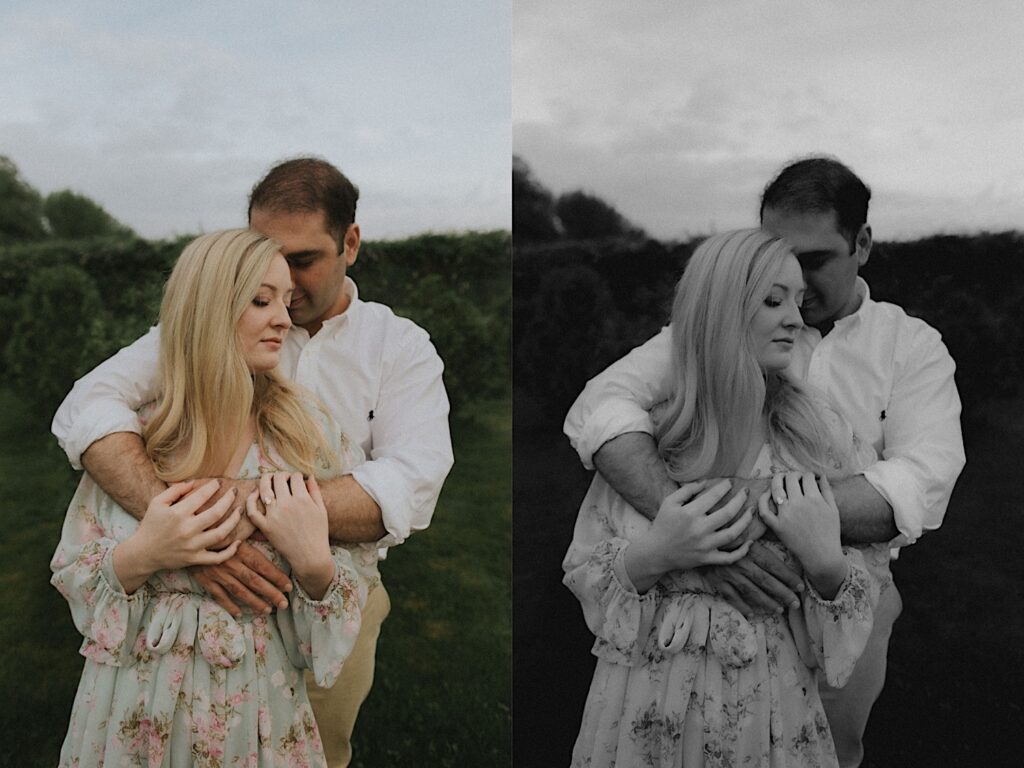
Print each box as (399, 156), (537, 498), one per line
(305, 584), (391, 768)
(819, 582), (903, 768)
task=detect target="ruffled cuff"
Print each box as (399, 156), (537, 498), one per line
(796, 548), (880, 688)
(277, 547), (373, 687)
(51, 539), (147, 667)
(562, 538), (659, 666)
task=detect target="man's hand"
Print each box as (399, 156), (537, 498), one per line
(192, 541), (293, 617)
(703, 538), (805, 618)
(712, 476), (770, 550)
(194, 476), (260, 548)
(624, 480), (755, 593)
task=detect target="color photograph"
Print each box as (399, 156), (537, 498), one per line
(0, 2), (509, 766)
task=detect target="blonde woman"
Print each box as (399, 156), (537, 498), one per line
(51, 229), (377, 766)
(564, 229), (885, 767)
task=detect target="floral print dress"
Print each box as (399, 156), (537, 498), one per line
(563, 444), (889, 768)
(51, 429), (379, 768)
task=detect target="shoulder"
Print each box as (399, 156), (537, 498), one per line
(352, 299), (431, 343)
(350, 299), (440, 364)
(858, 297), (948, 359)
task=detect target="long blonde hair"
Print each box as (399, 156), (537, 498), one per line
(655, 229), (851, 481)
(143, 229), (336, 481)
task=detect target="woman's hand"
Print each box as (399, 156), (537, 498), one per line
(758, 472), (847, 598)
(247, 472), (335, 599)
(113, 480), (242, 594)
(624, 479), (754, 593)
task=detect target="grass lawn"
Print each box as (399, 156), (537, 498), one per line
(513, 388), (1024, 768)
(0, 389), (510, 767)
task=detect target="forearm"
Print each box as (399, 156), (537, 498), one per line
(592, 432), (677, 520)
(320, 475), (388, 543)
(81, 432), (166, 520)
(622, 535), (670, 594)
(833, 475), (899, 544)
(111, 535), (155, 594)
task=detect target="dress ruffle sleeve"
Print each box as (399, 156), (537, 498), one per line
(789, 546), (880, 688)
(49, 479), (148, 667)
(275, 543), (379, 687)
(563, 537), (660, 666)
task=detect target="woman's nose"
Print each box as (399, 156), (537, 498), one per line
(784, 301), (803, 328)
(274, 300), (292, 329)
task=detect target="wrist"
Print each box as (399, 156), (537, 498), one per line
(112, 535), (155, 594)
(293, 554), (336, 600)
(805, 555), (847, 600)
(623, 533), (670, 593)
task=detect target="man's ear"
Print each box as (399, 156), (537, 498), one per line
(342, 223), (361, 267)
(854, 223), (872, 267)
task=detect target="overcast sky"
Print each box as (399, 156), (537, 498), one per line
(515, 0), (1024, 241)
(0, 1), (510, 240)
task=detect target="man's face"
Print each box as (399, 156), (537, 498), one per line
(761, 207), (870, 334)
(249, 207), (360, 335)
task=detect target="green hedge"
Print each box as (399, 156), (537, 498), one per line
(0, 230), (510, 422)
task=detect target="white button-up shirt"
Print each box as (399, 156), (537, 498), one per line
(52, 278), (454, 549)
(564, 279), (965, 544)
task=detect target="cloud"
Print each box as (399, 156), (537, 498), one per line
(515, 0), (1024, 239)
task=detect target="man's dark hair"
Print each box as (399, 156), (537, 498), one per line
(759, 156), (871, 244)
(248, 157), (359, 244)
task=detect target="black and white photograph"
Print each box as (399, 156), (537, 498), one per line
(514, 2), (1024, 767)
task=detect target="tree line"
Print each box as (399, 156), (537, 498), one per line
(0, 156), (509, 422)
(513, 156), (1024, 425)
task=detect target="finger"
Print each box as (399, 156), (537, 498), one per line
(198, 506), (242, 548)
(711, 506), (753, 547)
(306, 475), (325, 509)
(703, 487), (747, 527)
(747, 541), (805, 595)
(246, 489), (267, 525)
(236, 542), (293, 598)
(803, 472), (823, 499)
(196, 539), (241, 566)
(154, 480), (197, 505)
(711, 539), (753, 566)
(758, 491), (779, 526)
(290, 472), (311, 501)
(664, 479), (712, 505)
(192, 567), (243, 617)
(191, 488), (237, 531)
(770, 473), (786, 507)
(784, 472), (803, 501)
(257, 473), (274, 507)
(273, 472), (291, 502)
(172, 479), (222, 515)
(685, 479), (733, 515)
(729, 570), (786, 614)
(708, 576), (755, 618)
(819, 474), (838, 509)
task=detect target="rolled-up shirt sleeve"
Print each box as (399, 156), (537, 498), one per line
(860, 325), (965, 542)
(51, 327), (162, 470)
(563, 326), (675, 469)
(349, 327), (453, 545)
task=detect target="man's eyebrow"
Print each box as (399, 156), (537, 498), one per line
(284, 250), (320, 260)
(795, 249), (832, 259)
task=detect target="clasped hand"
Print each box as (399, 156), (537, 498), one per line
(133, 480), (243, 571)
(624, 479), (754, 593)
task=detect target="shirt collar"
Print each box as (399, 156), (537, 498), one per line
(319, 277), (360, 331)
(832, 277), (871, 331)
